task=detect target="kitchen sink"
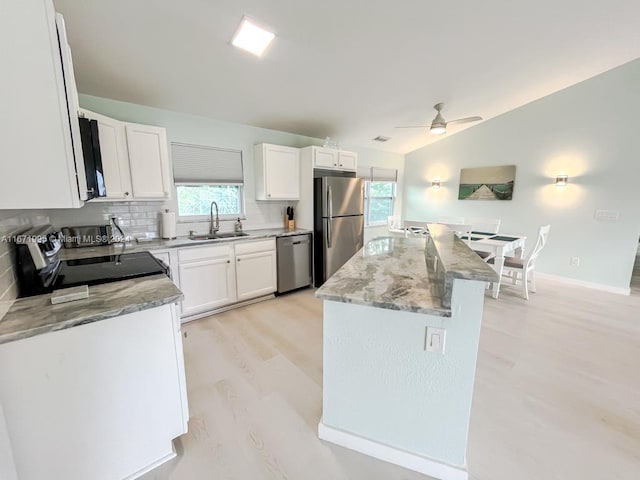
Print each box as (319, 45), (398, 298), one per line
(188, 232), (250, 240)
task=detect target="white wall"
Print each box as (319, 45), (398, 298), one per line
(403, 59), (640, 290)
(78, 95), (404, 236)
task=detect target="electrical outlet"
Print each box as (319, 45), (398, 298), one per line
(425, 327), (446, 354)
(570, 256), (580, 267)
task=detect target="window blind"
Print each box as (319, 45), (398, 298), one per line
(356, 166), (397, 182)
(356, 166), (372, 180)
(372, 167), (397, 183)
(172, 142), (244, 184)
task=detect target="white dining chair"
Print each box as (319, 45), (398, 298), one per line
(387, 216), (405, 234)
(403, 220), (429, 236)
(438, 216), (465, 225)
(488, 224), (551, 300)
(468, 218), (501, 261)
(469, 217), (501, 234)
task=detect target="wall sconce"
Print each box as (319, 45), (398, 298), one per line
(555, 174), (569, 187)
(431, 179), (441, 190)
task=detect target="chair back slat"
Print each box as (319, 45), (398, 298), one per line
(526, 224), (551, 269)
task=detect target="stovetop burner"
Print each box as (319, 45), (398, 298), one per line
(55, 252), (169, 289)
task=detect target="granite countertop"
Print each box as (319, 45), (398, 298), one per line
(316, 236), (452, 316)
(0, 275), (183, 345)
(59, 227), (312, 261)
(315, 225), (499, 315)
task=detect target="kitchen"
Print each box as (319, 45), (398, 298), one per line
(0, 2), (640, 478)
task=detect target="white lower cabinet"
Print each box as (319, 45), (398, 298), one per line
(177, 238), (276, 318)
(0, 304), (186, 480)
(236, 250), (277, 301)
(178, 245), (236, 317)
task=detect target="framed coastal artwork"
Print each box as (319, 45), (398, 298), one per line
(458, 165), (516, 200)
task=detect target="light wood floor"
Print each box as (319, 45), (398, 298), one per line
(141, 275), (640, 480)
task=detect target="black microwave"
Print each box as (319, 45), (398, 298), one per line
(78, 117), (106, 200)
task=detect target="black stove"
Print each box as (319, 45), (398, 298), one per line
(56, 252), (169, 289)
(14, 225), (169, 298)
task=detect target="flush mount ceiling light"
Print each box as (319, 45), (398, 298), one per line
(231, 16), (275, 57)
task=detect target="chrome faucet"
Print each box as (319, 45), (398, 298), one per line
(209, 201), (220, 235)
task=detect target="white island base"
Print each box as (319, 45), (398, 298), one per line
(0, 304), (188, 480)
(318, 280), (485, 480)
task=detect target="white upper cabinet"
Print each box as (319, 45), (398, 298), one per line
(81, 109), (132, 201)
(126, 123), (172, 199)
(0, 0), (87, 209)
(254, 143), (300, 200)
(315, 148), (339, 169)
(338, 151), (358, 171)
(300, 146), (358, 172)
(78, 111), (172, 202)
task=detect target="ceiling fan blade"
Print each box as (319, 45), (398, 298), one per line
(394, 125), (430, 129)
(446, 116), (483, 126)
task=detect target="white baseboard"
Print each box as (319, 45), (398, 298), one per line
(125, 446), (176, 480)
(318, 420), (468, 480)
(535, 272), (630, 296)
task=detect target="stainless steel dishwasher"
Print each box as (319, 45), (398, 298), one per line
(276, 233), (312, 294)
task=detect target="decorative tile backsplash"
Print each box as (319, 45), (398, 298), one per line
(0, 214), (32, 302)
(44, 201), (164, 240)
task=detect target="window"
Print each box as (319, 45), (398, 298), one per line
(358, 167), (398, 226)
(176, 184), (244, 217)
(171, 143), (245, 221)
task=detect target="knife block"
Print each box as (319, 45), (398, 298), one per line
(284, 216), (295, 231)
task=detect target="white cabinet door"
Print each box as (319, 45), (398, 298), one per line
(338, 151), (357, 171)
(170, 304), (189, 432)
(125, 123), (171, 199)
(235, 251), (277, 301)
(0, 2), (85, 209)
(82, 110), (132, 200)
(179, 257), (236, 316)
(264, 144), (300, 200)
(313, 148), (338, 168)
(314, 148), (339, 169)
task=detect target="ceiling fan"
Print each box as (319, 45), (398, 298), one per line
(395, 103), (482, 135)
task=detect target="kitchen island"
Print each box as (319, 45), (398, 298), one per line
(0, 275), (188, 480)
(316, 224), (498, 480)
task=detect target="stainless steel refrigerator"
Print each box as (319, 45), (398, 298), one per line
(314, 176), (364, 286)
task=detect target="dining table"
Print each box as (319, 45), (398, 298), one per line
(459, 231), (527, 298)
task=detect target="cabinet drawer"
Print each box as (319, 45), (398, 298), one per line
(234, 238), (276, 255)
(179, 244), (232, 263)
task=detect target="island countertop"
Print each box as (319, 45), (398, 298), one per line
(0, 274), (183, 345)
(315, 225), (498, 315)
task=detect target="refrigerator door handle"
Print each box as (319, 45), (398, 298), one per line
(327, 186), (333, 220)
(327, 218), (332, 248)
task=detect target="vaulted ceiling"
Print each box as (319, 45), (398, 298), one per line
(54, 0), (640, 154)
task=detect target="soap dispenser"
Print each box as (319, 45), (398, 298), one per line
(234, 217), (243, 233)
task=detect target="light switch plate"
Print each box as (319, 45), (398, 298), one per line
(425, 327), (446, 354)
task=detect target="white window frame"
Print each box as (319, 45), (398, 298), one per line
(364, 180), (396, 227)
(176, 182), (246, 224)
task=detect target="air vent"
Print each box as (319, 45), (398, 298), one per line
(372, 135), (391, 142)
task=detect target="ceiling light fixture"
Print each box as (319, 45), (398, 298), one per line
(430, 125), (446, 135)
(231, 16), (275, 57)
(432, 179), (441, 190)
